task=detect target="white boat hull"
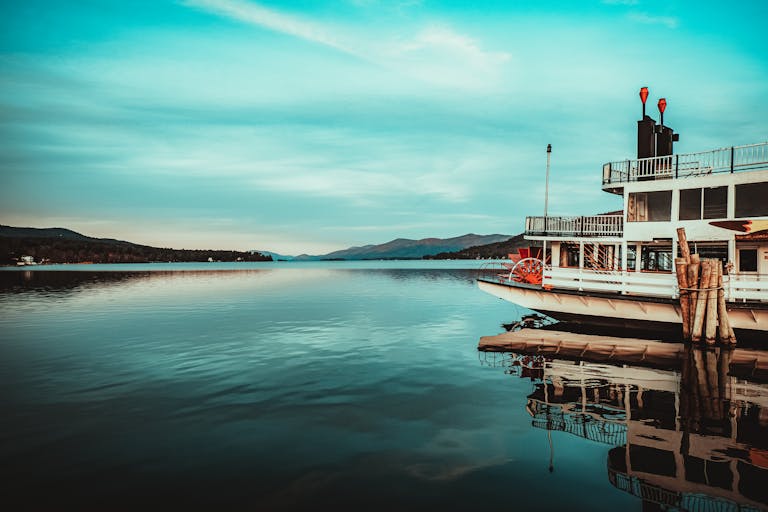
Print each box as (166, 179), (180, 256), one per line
(477, 279), (768, 333)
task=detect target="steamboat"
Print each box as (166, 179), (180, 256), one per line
(478, 88), (768, 334)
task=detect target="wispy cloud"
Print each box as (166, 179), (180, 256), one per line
(348, 0), (423, 8)
(183, 0), (356, 55)
(249, 168), (468, 204)
(628, 12), (679, 29)
(385, 24), (511, 87)
(183, 0), (511, 90)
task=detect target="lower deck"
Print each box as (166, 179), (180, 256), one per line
(477, 277), (768, 334)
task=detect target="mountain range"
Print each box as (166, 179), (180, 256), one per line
(260, 233), (515, 260)
(2, 225), (519, 263)
(0, 225), (131, 244)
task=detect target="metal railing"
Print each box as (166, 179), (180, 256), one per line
(525, 215), (624, 237)
(532, 414), (627, 446)
(608, 471), (682, 508)
(603, 142), (768, 185)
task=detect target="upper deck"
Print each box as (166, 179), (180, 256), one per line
(602, 141), (768, 194)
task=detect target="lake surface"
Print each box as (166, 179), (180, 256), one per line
(1, 263), (766, 511)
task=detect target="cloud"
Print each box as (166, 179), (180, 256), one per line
(628, 12), (679, 29)
(602, 0), (639, 5)
(249, 167), (468, 204)
(183, 0), (357, 55)
(348, 0), (423, 8)
(183, 0), (511, 90)
(383, 25), (511, 88)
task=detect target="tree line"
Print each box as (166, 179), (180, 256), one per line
(1, 237), (272, 265)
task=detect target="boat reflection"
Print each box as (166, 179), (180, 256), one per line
(480, 347), (768, 511)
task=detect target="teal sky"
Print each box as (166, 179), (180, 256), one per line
(1, 0), (766, 254)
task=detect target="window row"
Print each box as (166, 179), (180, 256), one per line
(627, 182), (768, 222)
(558, 242), (759, 272)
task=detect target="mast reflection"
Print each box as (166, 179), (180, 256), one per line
(481, 347), (768, 511)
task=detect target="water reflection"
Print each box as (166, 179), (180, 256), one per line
(482, 347), (768, 511)
(0, 268), (480, 296)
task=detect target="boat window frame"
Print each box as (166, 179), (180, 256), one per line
(628, 190), (672, 223)
(738, 247), (758, 273)
(640, 243), (673, 272)
(703, 186), (728, 219)
(678, 186), (728, 220)
(735, 182), (768, 218)
(679, 188), (702, 221)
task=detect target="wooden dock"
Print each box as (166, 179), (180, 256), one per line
(479, 329), (768, 378)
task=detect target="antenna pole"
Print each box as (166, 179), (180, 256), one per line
(545, 144), (552, 218)
(543, 143), (552, 258)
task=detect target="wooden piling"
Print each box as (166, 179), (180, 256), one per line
(704, 349), (721, 419)
(705, 259), (720, 345)
(717, 266), (736, 344)
(691, 259), (712, 343)
(675, 257), (691, 340)
(686, 254), (700, 338)
(677, 227), (691, 263)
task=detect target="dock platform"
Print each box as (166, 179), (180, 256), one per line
(479, 329), (768, 378)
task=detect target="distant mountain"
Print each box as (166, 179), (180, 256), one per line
(0, 225), (272, 264)
(426, 234), (532, 259)
(253, 250), (294, 261)
(293, 233), (515, 260)
(0, 225), (129, 245)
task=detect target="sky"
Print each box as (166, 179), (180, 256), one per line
(1, 0), (766, 255)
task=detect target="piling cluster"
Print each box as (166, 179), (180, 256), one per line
(675, 228), (736, 345)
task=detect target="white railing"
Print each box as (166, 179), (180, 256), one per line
(545, 267), (676, 297)
(725, 273), (768, 302)
(544, 267), (768, 302)
(603, 141), (768, 185)
(526, 215), (624, 237)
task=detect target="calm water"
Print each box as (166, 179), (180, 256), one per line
(1, 264), (766, 511)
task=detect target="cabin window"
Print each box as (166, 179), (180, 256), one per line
(703, 187), (728, 218)
(735, 182), (768, 217)
(559, 243), (580, 267)
(679, 188), (701, 220)
(679, 187), (727, 220)
(627, 191), (672, 222)
(739, 249), (758, 272)
(626, 245), (637, 271)
(641, 244), (672, 272)
(680, 241), (728, 267)
(583, 244), (619, 270)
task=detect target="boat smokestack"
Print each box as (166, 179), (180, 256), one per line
(636, 87), (679, 159)
(654, 97), (679, 157)
(637, 87), (656, 159)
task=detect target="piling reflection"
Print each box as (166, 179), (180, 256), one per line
(483, 347), (768, 511)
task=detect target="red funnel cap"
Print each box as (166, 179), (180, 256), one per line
(658, 97), (667, 113)
(639, 87), (649, 104)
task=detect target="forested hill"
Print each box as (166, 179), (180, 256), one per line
(0, 225), (272, 264)
(294, 233), (514, 260)
(425, 234), (533, 259)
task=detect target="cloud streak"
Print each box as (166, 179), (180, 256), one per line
(183, 0), (511, 90)
(183, 0), (356, 55)
(628, 12), (679, 29)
